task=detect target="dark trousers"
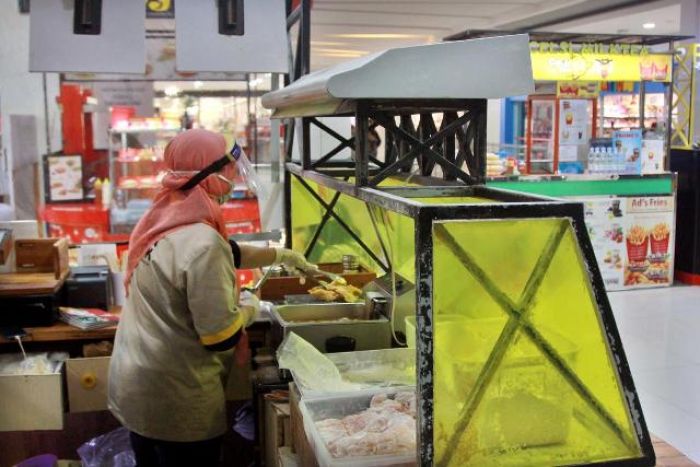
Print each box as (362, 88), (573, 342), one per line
(130, 431), (223, 467)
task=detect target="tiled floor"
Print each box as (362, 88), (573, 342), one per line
(609, 285), (700, 463)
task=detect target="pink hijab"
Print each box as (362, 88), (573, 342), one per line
(124, 129), (235, 291)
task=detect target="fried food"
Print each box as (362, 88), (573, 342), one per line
(309, 279), (362, 302)
(627, 225), (647, 245)
(651, 222), (669, 240)
(309, 287), (338, 302)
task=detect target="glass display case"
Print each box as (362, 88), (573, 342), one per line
(107, 126), (181, 234)
(289, 177), (654, 466)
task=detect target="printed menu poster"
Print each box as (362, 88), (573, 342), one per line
(47, 155), (83, 201)
(623, 196), (674, 288)
(575, 195), (674, 290)
(613, 130), (643, 174)
(559, 99), (589, 145)
(641, 139), (665, 174)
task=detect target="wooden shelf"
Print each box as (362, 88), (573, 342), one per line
(0, 307), (121, 344)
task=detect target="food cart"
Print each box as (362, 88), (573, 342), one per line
(262, 34), (655, 466)
(445, 30), (688, 291)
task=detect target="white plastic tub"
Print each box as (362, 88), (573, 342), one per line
(300, 389), (418, 467)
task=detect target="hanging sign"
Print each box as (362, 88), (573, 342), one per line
(146, 0), (175, 19)
(530, 44), (672, 82)
(557, 81), (600, 98)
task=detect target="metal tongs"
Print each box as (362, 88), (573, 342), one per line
(242, 266), (274, 293)
(298, 266), (347, 289)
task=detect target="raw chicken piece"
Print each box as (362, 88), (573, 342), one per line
(395, 391), (417, 416)
(369, 397), (404, 414)
(316, 392), (417, 459)
(316, 418), (348, 445)
(342, 413), (369, 434)
(370, 393), (388, 407)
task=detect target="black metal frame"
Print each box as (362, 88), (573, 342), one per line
(445, 29), (692, 46)
(291, 99), (488, 188)
(283, 0), (311, 247)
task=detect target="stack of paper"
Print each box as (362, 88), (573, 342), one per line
(58, 307), (119, 330)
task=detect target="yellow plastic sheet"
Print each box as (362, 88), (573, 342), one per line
(432, 218), (642, 466)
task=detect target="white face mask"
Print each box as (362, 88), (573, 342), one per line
(215, 173), (235, 204)
(169, 170), (235, 204)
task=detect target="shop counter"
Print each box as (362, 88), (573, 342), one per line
(488, 173), (676, 290)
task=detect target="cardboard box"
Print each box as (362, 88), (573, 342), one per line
(66, 357), (110, 413)
(265, 399), (292, 467)
(0, 362), (65, 431)
(0, 229), (12, 265)
(15, 237), (69, 279)
(289, 383), (319, 467)
(278, 446), (299, 467)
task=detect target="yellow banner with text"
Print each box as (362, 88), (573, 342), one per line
(531, 51), (672, 82)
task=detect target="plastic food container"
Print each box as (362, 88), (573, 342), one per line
(300, 389), (418, 467)
(293, 348), (416, 399)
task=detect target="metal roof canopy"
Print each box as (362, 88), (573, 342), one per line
(262, 34), (535, 118)
(445, 29), (693, 46)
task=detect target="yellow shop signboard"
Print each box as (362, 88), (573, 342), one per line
(530, 43), (672, 82)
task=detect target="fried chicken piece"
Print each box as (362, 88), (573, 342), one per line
(308, 280), (363, 303)
(309, 286), (339, 302)
(326, 282), (362, 303)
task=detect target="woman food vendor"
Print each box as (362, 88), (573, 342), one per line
(108, 129), (312, 466)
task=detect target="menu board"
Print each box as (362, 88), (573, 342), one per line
(46, 155), (83, 202)
(641, 139), (665, 174)
(613, 130), (643, 174)
(558, 99), (589, 146)
(577, 195), (675, 290)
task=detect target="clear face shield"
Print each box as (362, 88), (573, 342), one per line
(175, 142), (266, 203)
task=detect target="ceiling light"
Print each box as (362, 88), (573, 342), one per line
(193, 81), (203, 89)
(164, 86), (179, 97)
(319, 52), (368, 59)
(330, 33), (431, 40)
(313, 48), (368, 58)
(642, 22), (656, 29)
(248, 77), (263, 87)
(310, 41), (349, 47)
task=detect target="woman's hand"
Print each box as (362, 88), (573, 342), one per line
(239, 291), (261, 327)
(274, 248), (315, 272)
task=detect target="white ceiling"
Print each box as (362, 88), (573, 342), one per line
(554, 3), (682, 36)
(144, 1), (687, 75)
(307, 0), (590, 69)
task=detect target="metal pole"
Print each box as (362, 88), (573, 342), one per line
(355, 103), (369, 186)
(414, 209), (434, 467)
(639, 80), (646, 132)
(270, 74), (281, 183)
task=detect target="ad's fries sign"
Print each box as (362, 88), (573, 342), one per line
(531, 45), (672, 82)
(578, 195), (675, 291)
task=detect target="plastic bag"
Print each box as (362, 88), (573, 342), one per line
(276, 333), (362, 393)
(0, 352), (68, 375)
(77, 427), (135, 467)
